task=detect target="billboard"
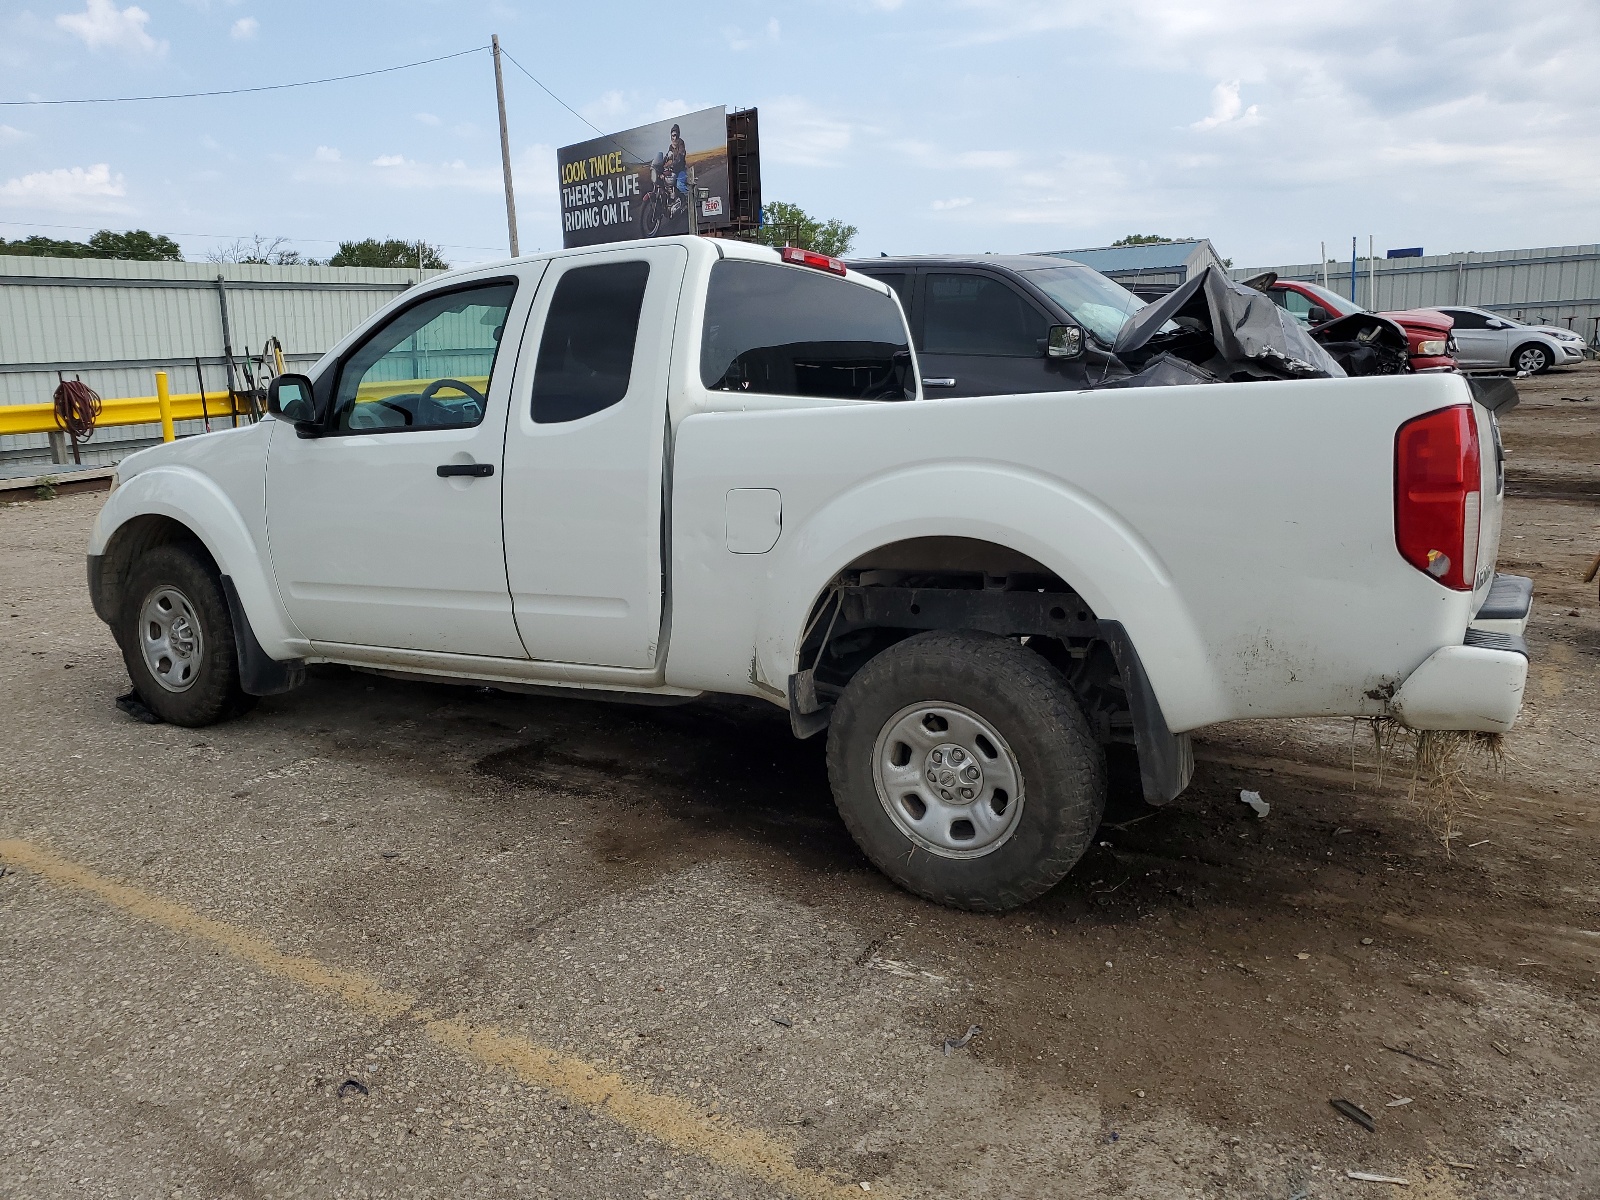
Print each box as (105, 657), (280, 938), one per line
(557, 106), (733, 248)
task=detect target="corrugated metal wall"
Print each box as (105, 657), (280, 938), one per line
(0, 255), (442, 468)
(1230, 244), (1600, 340)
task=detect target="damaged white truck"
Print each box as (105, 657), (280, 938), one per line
(87, 235), (1531, 911)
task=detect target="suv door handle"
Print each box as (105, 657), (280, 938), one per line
(922, 377), (957, 388)
(437, 462), (494, 478)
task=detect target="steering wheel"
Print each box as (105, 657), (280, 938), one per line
(421, 378), (486, 405)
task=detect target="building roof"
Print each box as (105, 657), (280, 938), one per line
(1034, 239), (1221, 276)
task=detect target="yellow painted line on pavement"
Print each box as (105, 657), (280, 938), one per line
(0, 838), (875, 1200)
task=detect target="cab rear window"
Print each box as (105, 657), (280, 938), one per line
(700, 260), (913, 401)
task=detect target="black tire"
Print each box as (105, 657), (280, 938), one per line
(826, 630), (1106, 912)
(1512, 343), (1552, 374)
(117, 543), (255, 727)
(639, 193), (663, 238)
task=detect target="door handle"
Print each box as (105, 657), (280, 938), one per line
(922, 377), (957, 389)
(437, 462), (494, 478)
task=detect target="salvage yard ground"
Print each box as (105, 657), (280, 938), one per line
(2, 365), (1598, 1199)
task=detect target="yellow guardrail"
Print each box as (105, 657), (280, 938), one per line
(0, 373), (490, 438)
(0, 385), (254, 437)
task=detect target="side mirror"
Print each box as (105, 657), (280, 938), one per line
(1307, 305), (1331, 325)
(1046, 324), (1085, 360)
(267, 374), (324, 426)
(1486, 318), (1506, 329)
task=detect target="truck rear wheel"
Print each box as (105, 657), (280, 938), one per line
(117, 543), (254, 727)
(826, 630), (1106, 911)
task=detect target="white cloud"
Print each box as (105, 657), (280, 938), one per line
(229, 16), (257, 39)
(931, 197), (974, 210)
(0, 125), (29, 143)
(0, 163), (130, 213)
(760, 97), (853, 167)
(56, 0), (165, 54)
(414, 112), (442, 127)
(313, 145), (340, 162)
(371, 154), (408, 168)
(1191, 79), (1259, 130)
(724, 16), (780, 51)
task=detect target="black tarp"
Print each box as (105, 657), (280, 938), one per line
(1111, 266), (1346, 382)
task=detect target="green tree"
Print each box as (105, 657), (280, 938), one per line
(0, 229), (182, 260)
(1111, 234), (1175, 247)
(753, 201), (857, 259)
(329, 238), (448, 269)
(0, 235), (96, 258)
(86, 229), (182, 260)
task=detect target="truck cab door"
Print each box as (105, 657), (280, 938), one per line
(501, 243), (687, 668)
(264, 272), (536, 657)
(916, 270), (1072, 397)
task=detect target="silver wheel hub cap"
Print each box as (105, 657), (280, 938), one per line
(139, 585), (204, 693)
(1517, 348), (1544, 371)
(872, 702), (1024, 859)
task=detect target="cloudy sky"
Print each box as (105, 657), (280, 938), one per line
(1, 0), (1597, 268)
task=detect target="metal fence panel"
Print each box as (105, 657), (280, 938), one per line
(0, 255), (440, 469)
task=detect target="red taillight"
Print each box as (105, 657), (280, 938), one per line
(779, 245), (847, 276)
(1395, 404), (1480, 590)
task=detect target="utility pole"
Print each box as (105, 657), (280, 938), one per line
(492, 35), (520, 257)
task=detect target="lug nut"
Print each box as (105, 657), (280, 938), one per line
(931, 750), (943, 764)
(961, 765), (979, 782)
(960, 788), (974, 799)
(950, 749), (964, 763)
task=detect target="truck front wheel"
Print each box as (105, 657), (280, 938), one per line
(117, 543), (254, 727)
(826, 630), (1106, 912)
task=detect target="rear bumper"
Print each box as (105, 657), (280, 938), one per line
(1471, 572), (1533, 635)
(1391, 644), (1527, 733)
(1392, 572), (1533, 732)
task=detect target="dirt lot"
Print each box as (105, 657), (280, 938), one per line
(2, 365), (1597, 1199)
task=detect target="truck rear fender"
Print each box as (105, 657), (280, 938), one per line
(754, 462), (1228, 732)
(88, 464), (303, 655)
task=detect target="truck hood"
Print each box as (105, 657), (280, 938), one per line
(115, 420), (268, 481)
(1380, 308), (1454, 336)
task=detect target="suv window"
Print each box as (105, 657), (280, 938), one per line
(701, 260), (912, 400)
(923, 273), (1046, 357)
(531, 261), (651, 424)
(333, 282), (516, 433)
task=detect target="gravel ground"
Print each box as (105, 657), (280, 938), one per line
(2, 367), (1597, 1198)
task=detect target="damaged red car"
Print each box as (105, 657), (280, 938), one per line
(1245, 274), (1457, 373)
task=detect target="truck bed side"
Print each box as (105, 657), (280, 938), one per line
(666, 372), (1487, 733)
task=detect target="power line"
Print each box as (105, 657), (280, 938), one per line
(496, 46), (614, 143)
(0, 46), (488, 107)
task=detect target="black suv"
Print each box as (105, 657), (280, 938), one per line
(846, 253), (1140, 396)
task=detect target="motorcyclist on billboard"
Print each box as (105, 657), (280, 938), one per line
(664, 124), (688, 210)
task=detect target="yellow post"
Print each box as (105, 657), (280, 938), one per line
(155, 371), (175, 442)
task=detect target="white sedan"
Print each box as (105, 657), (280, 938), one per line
(1430, 306), (1588, 374)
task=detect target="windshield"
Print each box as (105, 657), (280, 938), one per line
(1021, 265), (1146, 344)
(1296, 280), (1366, 315)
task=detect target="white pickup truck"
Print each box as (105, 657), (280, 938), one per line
(88, 235), (1531, 910)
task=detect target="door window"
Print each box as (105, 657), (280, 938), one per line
(1443, 308), (1491, 330)
(332, 282), (516, 433)
(701, 260), (912, 400)
(1274, 287), (1315, 323)
(923, 273), (1047, 357)
(873, 272), (913, 314)
(531, 261), (651, 424)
